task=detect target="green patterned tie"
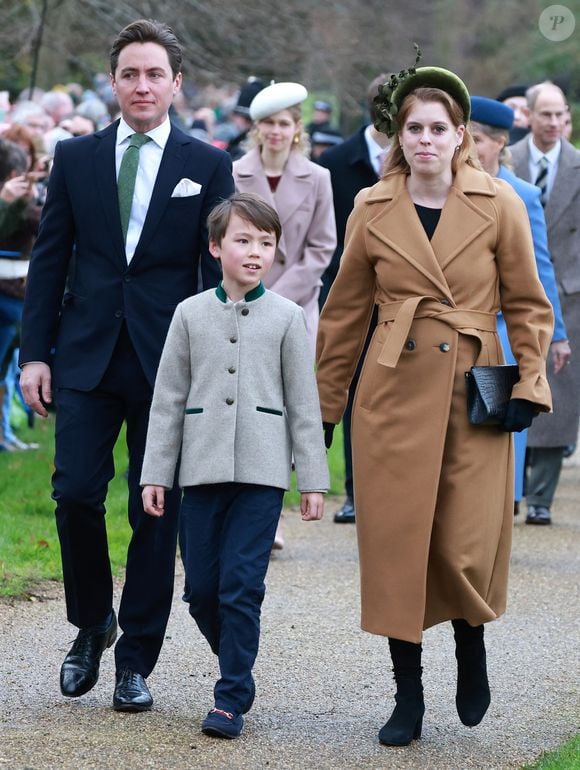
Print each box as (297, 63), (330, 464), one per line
(118, 133), (152, 242)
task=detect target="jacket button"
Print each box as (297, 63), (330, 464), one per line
(124, 275), (131, 283)
(439, 298), (451, 305)
(228, 366), (236, 374)
(230, 336), (237, 343)
(439, 342), (450, 352)
(405, 339), (416, 351)
(278, 258), (286, 265)
(241, 308), (249, 316)
(225, 397), (234, 405)
(114, 310), (123, 318)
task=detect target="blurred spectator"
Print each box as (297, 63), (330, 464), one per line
(76, 96), (110, 130)
(306, 99), (335, 136)
(10, 102), (53, 142)
(310, 126), (343, 160)
(40, 91), (75, 126)
(225, 77), (265, 160)
(0, 138), (42, 451)
(496, 84), (530, 145)
(59, 114), (96, 137)
(562, 106), (573, 142)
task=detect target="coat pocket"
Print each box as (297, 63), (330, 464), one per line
(256, 406), (283, 416)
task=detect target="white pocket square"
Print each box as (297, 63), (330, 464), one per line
(171, 178), (202, 197)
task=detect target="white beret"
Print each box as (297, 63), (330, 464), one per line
(249, 82), (308, 121)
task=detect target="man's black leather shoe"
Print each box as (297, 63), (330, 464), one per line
(113, 669), (153, 712)
(525, 505), (551, 525)
(60, 611), (117, 697)
(334, 498), (355, 523)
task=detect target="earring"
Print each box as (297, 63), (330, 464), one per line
(293, 135), (300, 145)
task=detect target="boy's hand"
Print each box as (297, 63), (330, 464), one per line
(142, 485), (166, 517)
(300, 492), (324, 521)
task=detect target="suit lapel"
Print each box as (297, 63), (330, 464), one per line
(93, 121), (127, 266)
(545, 140), (580, 232)
(132, 126), (190, 261)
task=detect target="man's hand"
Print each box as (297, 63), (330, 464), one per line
(550, 339), (571, 374)
(20, 362), (52, 418)
(0, 174), (35, 204)
(142, 485), (166, 517)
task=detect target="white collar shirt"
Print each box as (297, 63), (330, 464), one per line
(115, 116), (171, 263)
(364, 124), (386, 178)
(527, 135), (561, 202)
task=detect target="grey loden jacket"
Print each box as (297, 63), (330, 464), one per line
(140, 283), (329, 492)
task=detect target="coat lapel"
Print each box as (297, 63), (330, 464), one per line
(93, 121), (126, 267)
(234, 148), (276, 207)
(274, 151), (313, 226)
(365, 175), (452, 299)
(432, 166), (496, 271)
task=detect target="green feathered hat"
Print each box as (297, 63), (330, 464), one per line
(374, 46), (471, 137)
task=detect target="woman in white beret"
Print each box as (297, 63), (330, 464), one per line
(233, 82), (336, 356)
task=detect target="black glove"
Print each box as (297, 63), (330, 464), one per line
(323, 422), (335, 449)
(501, 399), (538, 433)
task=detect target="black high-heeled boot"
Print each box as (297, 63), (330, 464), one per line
(378, 638), (425, 746)
(452, 619), (491, 727)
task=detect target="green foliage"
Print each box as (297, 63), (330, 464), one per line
(284, 422), (345, 507)
(522, 735), (580, 770)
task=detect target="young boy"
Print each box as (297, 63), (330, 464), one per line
(140, 192), (329, 738)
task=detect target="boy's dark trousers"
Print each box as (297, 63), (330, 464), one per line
(180, 482), (284, 713)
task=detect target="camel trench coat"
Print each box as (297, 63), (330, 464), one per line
(233, 148), (336, 353)
(316, 165), (553, 643)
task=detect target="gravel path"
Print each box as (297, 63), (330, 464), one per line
(1, 466), (579, 770)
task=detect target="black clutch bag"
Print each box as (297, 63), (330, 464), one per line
(465, 365), (520, 426)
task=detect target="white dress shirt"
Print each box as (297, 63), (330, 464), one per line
(527, 135), (561, 203)
(115, 117), (171, 262)
(364, 124), (386, 178)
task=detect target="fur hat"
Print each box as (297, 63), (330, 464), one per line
(470, 96), (514, 130)
(249, 82), (308, 121)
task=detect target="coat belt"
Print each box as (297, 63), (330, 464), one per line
(377, 296), (497, 368)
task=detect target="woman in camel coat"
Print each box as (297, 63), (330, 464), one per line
(316, 65), (553, 747)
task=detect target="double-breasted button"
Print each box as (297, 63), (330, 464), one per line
(405, 339), (417, 351)
(228, 366), (236, 374)
(114, 310), (123, 318)
(241, 308), (249, 316)
(439, 342), (450, 352)
(439, 298), (451, 306)
(225, 397), (234, 405)
(230, 336), (237, 343)
(278, 257), (286, 265)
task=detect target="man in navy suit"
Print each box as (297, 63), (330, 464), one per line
(317, 74), (389, 523)
(19, 20), (234, 711)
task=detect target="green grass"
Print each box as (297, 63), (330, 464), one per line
(0, 416), (346, 597)
(0, 416), (132, 597)
(522, 735), (580, 769)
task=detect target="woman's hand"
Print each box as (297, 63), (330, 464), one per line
(501, 399), (538, 432)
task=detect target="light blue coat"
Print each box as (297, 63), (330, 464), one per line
(497, 165), (567, 498)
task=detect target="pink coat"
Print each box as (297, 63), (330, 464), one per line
(233, 148), (336, 352)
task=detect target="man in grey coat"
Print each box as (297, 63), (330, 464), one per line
(510, 82), (577, 525)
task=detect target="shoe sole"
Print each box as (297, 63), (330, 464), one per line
(202, 726), (240, 739)
(113, 702), (152, 713)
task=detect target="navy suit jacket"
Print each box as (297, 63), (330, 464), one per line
(317, 127), (378, 302)
(20, 121), (234, 389)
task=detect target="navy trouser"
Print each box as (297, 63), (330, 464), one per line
(52, 324), (181, 677)
(179, 483), (284, 713)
